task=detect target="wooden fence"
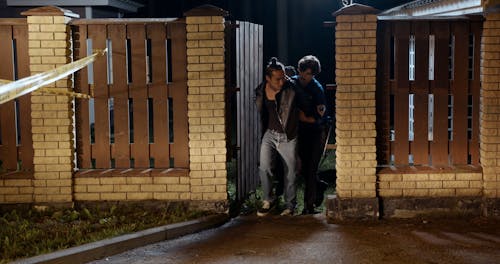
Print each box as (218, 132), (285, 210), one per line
(71, 19), (189, 169)
(0, 18), (33, 175)
(377, 19), (481, 167)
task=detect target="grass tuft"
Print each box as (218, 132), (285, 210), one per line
(0, 203), (210, 263)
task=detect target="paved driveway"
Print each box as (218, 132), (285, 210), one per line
(89, 214), (500, 264)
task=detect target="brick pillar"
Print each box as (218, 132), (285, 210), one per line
(184, 5), (228, 203)
(481, 11), (500, 215)
(22, 6), (79, 204)
(327, 4), (379, 221)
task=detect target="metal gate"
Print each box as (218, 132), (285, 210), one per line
(226, 20), (263, 200)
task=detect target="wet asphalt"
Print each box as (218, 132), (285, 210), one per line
(89, 213), (500, 264)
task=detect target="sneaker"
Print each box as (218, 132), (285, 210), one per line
(257, 200), (273, 217)
(280, 208), (294, 216)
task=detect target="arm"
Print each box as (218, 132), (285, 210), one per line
(313, 79), (327, 117)
(299, 110), (316, 123)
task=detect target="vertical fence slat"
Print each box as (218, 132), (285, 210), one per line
(250, 22), (257, 192)
(451, 22), (469, 165)
(224, 20), (235, 166)
(412, 22), (430, 165)
(249, 22), (256, 192)
(430, 22), (450, 166)
(74, 25), (91, 168)
(248, 22), (253, 193)
(256, 24), (263, 189)
(376, 21), (391, 165)
(394, 22), (410, 165)
(0, 25), (17, 170)
(108, 24), (130, 168)
(242, 22), (248, 195)
(470, 21), (481, 165)
(147, 23), (170, 167)
(253, 24), (261, 190)
(245, 22), (251, 194)
(127, 24), (149, 168)
(88, 24), (111, 168)
(13, 24), (32, 172)
(238, 21), (245, 199)
(235, 21), (242, 199)
(169, 22), (188, 167)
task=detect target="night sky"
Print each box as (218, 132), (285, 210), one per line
(132, 0), (412, 84)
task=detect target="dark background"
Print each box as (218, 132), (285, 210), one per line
(0, 0), (412, 84)
(133, 0), (411, 85)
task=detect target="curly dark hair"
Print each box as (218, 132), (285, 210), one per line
(297, 55), (321, 75)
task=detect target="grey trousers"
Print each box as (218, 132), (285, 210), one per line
(259, 129), (297, 210)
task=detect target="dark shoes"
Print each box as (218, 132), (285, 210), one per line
(301, 208), (322, 215)
(314, 180), (328, 206)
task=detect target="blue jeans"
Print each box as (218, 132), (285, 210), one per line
(259, 129), (297, 210)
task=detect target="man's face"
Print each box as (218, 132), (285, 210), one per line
(266, 70), (285, 91)
(298, 68), (314, 87)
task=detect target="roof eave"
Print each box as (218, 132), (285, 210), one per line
(380, 0), (483, 17)
(7, 0), (144, 13)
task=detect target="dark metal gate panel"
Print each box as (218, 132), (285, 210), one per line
(235, 21), (263, 200)
(376, 18), (481, 167)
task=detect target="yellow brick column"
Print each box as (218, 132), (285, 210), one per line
(184, 6), (228, 205)
(481, 9), (500, 215)
(328, 4), (379, 221)
(22, 6), (79, 204)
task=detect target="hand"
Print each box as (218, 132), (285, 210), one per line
(317, 104), (326, 117)
(316, 115), (332, 126)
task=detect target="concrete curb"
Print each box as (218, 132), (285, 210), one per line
(13, 213), (229, 264)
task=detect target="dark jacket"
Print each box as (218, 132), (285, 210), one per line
(292, 76), (326, 132)
(255, 79), (304, 140)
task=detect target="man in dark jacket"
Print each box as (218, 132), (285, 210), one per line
(292, 55), (328, 215)
(255, 57), (305, 216)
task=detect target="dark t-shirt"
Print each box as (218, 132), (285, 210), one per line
(265, 97), (284, 133)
